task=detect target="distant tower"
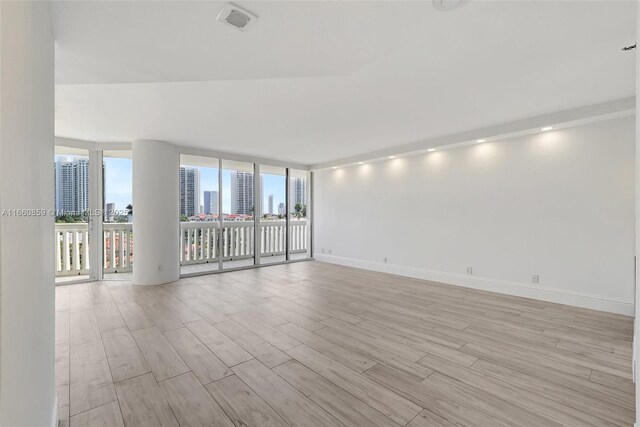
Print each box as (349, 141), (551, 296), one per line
(105, 203), (115, 222)
(292, 177), (306, 207)
(180, 167), (200, 217)
(230, 171), (254, 215)
(204, 191), (219, 215)
(54, 157), (90, 215)
(268, 194), (274, 214)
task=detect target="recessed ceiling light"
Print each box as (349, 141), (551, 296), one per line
(332, 166), (338, 170)
(389, 156), (396, 159)
(476, 139), (486, 143)
(428, 148), (436, 152)
(541, 126), (553, 131)
(358, 162), (364, 165)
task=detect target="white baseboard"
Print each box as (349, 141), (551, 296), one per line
(51, 397), (59, 427)
(314, 254), (634, 316)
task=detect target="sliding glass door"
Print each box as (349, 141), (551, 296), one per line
(102, 150), (133, 280)
(221, 160), (256, 270)
(54, 146), (93, 283)
(260, 165), (287, 264)
(179, 155), (221, 275)
(175, 154), (312, 277)
(289, 169), (311, 260)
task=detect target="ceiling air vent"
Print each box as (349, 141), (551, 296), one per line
(433, 0), (468, 11)
(217, 3), (258, 31)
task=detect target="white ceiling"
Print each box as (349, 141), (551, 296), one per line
(53, 1), (636, 165)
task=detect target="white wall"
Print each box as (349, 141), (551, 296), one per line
(634, 0), (639, 420)
(0, 1), (56, 426)
(132, 139), (180, 285)
(314, 116), (635, 315)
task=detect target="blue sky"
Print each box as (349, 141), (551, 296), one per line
(104, 157), (133, 212)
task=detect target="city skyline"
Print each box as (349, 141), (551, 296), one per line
(55, 155), (133, 214)
(55, 155), (306, 219)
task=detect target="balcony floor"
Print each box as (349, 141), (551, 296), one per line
(55, 260), (634, 426)
(55, 273), (131, 284)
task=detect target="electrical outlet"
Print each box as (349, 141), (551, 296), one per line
(157, 264), (163, 272)
(532, 274), (539, 284)
(383, 257), (388, 263)
(466, 267), (473, 275)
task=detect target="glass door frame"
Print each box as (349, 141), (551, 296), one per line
(177, 147), (313, 279)
(54, 143), (103, 284)
(55, 141), (133, 285)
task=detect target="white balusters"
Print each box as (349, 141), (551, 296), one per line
(176, 219), (309, 267)
(103, 223), (133, 273)
(55, 223), (90, 276)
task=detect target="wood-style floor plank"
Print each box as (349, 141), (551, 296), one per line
(115, 373), (179, 427)
(55, 261), (635, 427)
(69, 309), (101, 347)
(56, 341), (70, 409)
(231, 358), (343, 427)
(102, 327), (151, 383)
(214, 320), (291, 368)
(274, 360), (400, 427)
(94, 303), (126, 332)
(69, 401), (124, 427)
(407, 410), (455, 427)
(205, 375), (289, 427)
(186, 319), (253, 367)
(278, 322), (376, 372)
(158, 372), (234, 427)
(286, 344), (422, 425)
(163, 327), (232, 385)
(69, 340), (117, 416)
(131, 326), (189, 382)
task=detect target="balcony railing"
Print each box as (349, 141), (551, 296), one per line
(55, 219), (308, 277)
(103, 223), (134, 273)
(55, 223), (90, 276)
(55, 223), (133, 277)
(180, 219), (308, 265)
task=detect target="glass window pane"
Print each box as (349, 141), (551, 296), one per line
(260, 166), (287, 265)
(54, 146), (91, 283)
(103, 150), (133, 280)
(180, 154), (220, 275)
(222, 160), (255, 269)
(289, 169), (310, 260)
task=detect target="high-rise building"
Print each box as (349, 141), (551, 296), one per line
(180, 167), (200, 217)
(268, 194), (274, 214)
(105, 202), (115, 222)
(203, 191), (219, 215)
(292, 177), (307, 208)
(54, 157), (90, 215)
(230, 171), (254, 215)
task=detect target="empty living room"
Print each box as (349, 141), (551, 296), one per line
(1, 0), (640, 426)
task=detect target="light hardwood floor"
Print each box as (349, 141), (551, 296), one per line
(56, 261), (635, 426)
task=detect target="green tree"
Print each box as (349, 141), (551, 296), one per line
(292, 203), (306, 218)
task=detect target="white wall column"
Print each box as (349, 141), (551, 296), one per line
(0, 1), (56, 425)
(635, 1), (639, 422)
(132, 139), (180, 285)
